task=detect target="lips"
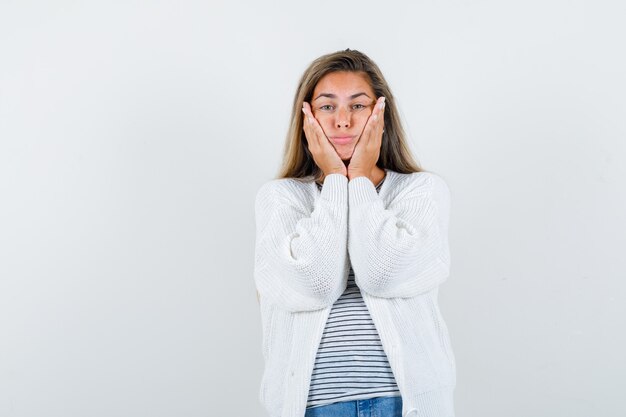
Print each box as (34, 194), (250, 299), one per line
(331, 136), (355, 144)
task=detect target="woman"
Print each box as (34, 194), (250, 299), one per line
(254, 49), (455, 417)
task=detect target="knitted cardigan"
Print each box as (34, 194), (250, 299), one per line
(254, 169), (455, 417)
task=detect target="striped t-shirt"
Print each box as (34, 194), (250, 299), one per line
(307, 175), (401, 409)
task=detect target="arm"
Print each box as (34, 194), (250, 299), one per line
(254, 174), (349, 312)
(348, 172), (451, 298)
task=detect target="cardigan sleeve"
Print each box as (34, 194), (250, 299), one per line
(348, 172), (451, 298)
(254, 174), (349, 312)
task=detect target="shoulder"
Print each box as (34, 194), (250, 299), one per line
(255, 177), (315, 208)
(256, 177), (312, 197)
(385, 171), (451, 212)
(416, 171), (450, 197)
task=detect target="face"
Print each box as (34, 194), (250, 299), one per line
(311, 71), (377, 161)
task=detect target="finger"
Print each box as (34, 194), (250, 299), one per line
(302, 102), (314, 124)
(374, 98), (385, 142)
(302, 103), (319, 140)
(302, 102), (330, 146)
(360, 97), (386, 142)
(301, 105), (312, 139)
(364, 97), (385, 133)
(302, 104), (320, 155)
(371, 96), (385, 122)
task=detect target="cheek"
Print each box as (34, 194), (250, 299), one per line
(354, 111), (372, 128)
(313, 113), (333, 129)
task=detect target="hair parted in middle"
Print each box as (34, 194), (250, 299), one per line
(277, 48), (423, 182)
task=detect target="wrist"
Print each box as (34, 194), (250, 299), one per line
(327, 170), (346, 176)
(348, 170), (370, 181)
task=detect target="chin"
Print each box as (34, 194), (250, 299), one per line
(336, 147), (356, 160)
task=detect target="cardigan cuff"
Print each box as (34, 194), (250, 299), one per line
(348, 176), (379, 206)
(319, 173), (348, 204)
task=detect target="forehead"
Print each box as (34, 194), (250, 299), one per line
(313, 71), (374, 97)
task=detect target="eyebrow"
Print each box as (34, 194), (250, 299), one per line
(313, 92), (371, 101)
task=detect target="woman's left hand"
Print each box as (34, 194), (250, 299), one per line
(347, 96), (385, 180)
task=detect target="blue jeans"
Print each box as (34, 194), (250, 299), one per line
(304, 396), (403, 417)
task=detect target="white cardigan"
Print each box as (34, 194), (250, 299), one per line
(254, 169), (456, 417)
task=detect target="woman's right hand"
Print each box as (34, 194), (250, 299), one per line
(302, 102), (347, 178)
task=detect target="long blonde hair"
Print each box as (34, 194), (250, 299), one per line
(277, 49), (423, 182)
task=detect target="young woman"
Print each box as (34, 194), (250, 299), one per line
(254, 49), (455, 417)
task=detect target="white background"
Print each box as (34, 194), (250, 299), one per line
(1, 1), (624, 416)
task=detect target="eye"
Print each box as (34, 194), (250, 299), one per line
(319, 104), (334, 111)
(352, 103), (366, 110)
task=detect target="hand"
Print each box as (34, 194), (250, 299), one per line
(302, 102), (347, 177)
(348, 96), (385, 180)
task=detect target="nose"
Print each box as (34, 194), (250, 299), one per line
(335, 107), (350, 129)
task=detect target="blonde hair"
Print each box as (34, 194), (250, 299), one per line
(276, 49), (423, 182)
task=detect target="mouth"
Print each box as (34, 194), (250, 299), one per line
(330, 135), (356, 145)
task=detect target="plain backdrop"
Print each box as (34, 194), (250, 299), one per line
(1, 1), (625, 416)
